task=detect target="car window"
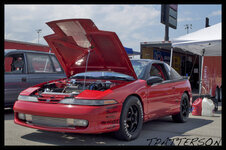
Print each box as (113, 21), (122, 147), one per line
(170, 68), (182, 80)
(50, 55), (63, 72)
(4, 54), (25, 74)
(26, 53), (54, 73)
(165, 63), (182, 80)
(131, 60), (149, 79)
(150, 64), (166, 80)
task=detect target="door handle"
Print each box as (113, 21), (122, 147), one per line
(21, 77), (27, 82)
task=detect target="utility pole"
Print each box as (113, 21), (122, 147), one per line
(36, 29), (42, 44)
(184, 24), (192, 34)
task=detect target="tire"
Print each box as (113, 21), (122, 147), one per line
(114, 96), (143, 141)
(172, 93), (190, 123)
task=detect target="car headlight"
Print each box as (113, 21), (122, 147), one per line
(59, 98), (118, 106)
(18, 95), (38, 102)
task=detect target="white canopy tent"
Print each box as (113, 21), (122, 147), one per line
(171, 22), (222, 95)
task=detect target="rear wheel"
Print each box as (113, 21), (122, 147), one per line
(172, 93), (190, 123)
(114, 96), (143, 141)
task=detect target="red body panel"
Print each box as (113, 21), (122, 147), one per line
(14, 100), (121, 133)
(14, 78), (192, 133)
(202, 56), (222, 96)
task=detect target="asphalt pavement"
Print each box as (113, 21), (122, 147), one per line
(4, 102), (222, 146)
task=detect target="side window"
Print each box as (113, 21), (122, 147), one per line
(150, 63), (167, 80)
(165, 63), (182, 80)
(4, 54), (25, 74)
(50, 55), (63, 73)
(170, 68), (182, 80)
(26, 53), (54, 73)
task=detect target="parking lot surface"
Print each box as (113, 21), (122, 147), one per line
(5, 102), (221, 146)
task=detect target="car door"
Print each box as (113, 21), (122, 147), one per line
(25, 52), (66, 87)
(147, 63), (175, 119)
(163, 63), (184, 112)
(4, 52), (29, 106)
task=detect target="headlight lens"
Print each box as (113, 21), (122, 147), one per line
(18, 95), (38, 102)
(18, 113), (26, 120)
(59, 98), (117, 106)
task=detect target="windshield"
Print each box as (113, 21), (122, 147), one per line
(131, 60), (149, 79)
(71, 71), (135, 81)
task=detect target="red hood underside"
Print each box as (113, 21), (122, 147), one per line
(44, 19), (137, 79)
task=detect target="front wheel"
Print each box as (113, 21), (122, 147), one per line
(172, 93), (190, 123)
(114, 96), (143, 141)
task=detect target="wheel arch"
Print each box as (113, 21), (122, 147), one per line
(183, 91), (190, 100)
(183, 91), (191, 107)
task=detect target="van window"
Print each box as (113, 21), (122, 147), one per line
(27, 53), (54, 73)
(4, 54), (25, 74)
(50, 55), (63, 72)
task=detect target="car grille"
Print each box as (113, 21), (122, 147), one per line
(38, 92), (72, 104)
(38, 98), (61, 103)
(29, 115), (68, 128)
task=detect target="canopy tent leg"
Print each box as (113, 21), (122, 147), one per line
(199, 49), (205, 95)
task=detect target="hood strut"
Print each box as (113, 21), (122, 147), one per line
(83, 49), (92, 90)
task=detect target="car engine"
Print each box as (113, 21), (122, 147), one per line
(38, 79), (116, 96)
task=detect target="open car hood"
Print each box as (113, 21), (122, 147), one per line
(44, 19), (137, 79)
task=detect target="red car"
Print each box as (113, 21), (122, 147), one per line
(14, 19), (192, 141)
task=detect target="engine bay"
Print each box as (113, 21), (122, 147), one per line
(35, 79), (119, 96)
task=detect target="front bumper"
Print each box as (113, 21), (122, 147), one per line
(14, 100), (122, 134)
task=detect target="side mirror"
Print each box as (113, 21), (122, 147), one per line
(147, 76), (163, 86)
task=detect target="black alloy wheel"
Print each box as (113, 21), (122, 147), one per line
(172, 93), (190, 123)
(114, 96), (143, 141)
(126, 105), (139, 133)
(181, 96), (189, 119)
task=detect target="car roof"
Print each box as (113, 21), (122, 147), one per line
(4, 49), (54, 55)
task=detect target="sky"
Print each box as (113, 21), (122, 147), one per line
(4, 4), (222, 52)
